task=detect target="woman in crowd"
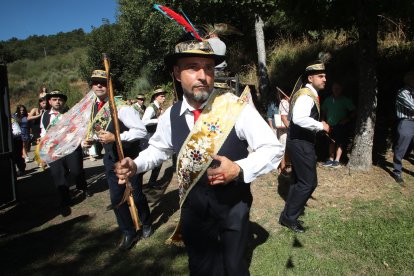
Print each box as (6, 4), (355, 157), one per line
(28, 97), (48, 145)
(14, 105), (33, 162)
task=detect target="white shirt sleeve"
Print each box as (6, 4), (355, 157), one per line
(142, 105), (158, 126)
(134, 107), (174, 172)
(234, 104), (284, 183)
(118, 106), (148, 141)
(291, 95), (323, 132)
(134, 100), (284, 183)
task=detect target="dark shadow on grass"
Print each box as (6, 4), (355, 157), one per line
(0, 162), (108, 236)
(246, 221), (269, 269)
(0, 214), (188, 275)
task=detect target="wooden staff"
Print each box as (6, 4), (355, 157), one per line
(276, 86), (291, 101)
(103, 53), (140, 230)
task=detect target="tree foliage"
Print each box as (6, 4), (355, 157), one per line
(0, 29), (87, 63)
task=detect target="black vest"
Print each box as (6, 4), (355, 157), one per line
(42, 109), (63, 129)
(288, 103), (320, 143)
(170, 101), (252, 205)
(146, 103), (159, 133)
(94, 102), (141, 161)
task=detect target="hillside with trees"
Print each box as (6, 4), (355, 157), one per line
(4, 0), (414, 172)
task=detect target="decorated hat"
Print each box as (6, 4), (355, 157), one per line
(151, 88), (167, 101)
(304, 60), (326, 76)
(164, 40), (226, 68)
(45, 90), (67, 101)
(136, 94), (145, 100)
(90, 70), (108, 81)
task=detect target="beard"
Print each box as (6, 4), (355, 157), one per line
(183, 87), (211, 104)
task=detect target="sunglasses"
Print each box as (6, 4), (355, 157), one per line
(92, 81), (107, 86)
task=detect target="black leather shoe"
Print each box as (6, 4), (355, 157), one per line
(279, 217), (305, 233)
(393, 175), (404, 185)
(142, 225), (153, 239)
(82, 189), (92, 198)
(118, 233), (139, 251)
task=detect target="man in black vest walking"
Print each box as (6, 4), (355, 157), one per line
(40, 90), (89, 214)
(279, 61), (330, 233)
(115, 40), (283, 275)
(83, 70), (152, 251)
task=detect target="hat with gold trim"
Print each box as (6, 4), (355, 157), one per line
(304, 60), (326, 76)
(164, 40), (226, 68)
(150, 88), (167, 101)
(45, 90), (67, 101)
(90, 70), (108, 81)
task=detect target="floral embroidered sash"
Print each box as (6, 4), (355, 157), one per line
(89, 97), (128, 136)
(166, 86), (251, 245)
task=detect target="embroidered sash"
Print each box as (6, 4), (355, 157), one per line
(89, 97), (129, 136)
(166, 86), (251, 246)
(290, 87), (320, 120)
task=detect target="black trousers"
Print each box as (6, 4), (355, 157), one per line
(181, 182), (252, 276)
(104, 153), (151, 236)
(49, 146), (87, 190)
(13, 136), (25, 172)
(281, 139), (317, 223)
(393, 119), (414, 176)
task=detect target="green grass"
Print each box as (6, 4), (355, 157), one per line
(1, 193), (413, 275)
(250, 197), (414, 275)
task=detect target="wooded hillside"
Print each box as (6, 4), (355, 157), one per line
(3, 1), (414, 170)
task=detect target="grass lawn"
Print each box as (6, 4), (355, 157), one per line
(1, 153), (413, 275)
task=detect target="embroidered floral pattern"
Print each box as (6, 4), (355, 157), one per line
(90, 98), (128, 136)
(176, 87), (252, 204)
(204, 121), (222, 134)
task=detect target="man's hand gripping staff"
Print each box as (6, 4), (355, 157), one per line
(103, 53), (141, 231)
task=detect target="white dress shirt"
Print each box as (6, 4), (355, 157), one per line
(117, 105), (147, 141)
(134, 93), (284, 183)
(142, 101), (160, 126)
(290, 83), (324, 132)
(92, 98), (147, 142)
(40, 109), (61, 138)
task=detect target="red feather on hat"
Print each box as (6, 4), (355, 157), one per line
(153, 4), (202, 41)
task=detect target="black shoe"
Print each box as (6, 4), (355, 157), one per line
(81, 189), (92, 198)
(118, 233), (139, 251)
(106, 204), (114, 211)
(279, 217), (305, 233)
(16, 170), (25, 177)
(142, 225), (153, 239)
(393, 175), (404, 185)
(59, 201), (72, 217)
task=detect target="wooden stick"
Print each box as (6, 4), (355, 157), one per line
(103, 53), (140, 230)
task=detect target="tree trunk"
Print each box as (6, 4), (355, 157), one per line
(349, 1), (378, 171)
(255, 14), (270, 107)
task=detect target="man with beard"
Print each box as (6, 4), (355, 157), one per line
(114, 40), (283, 275)
(279, 61), (330, 233)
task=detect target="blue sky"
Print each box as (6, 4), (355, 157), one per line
(0, 0), (118, 41)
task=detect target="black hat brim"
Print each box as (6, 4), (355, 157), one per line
(45, 93), (67, 101)
(164, 53), (225, 68)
